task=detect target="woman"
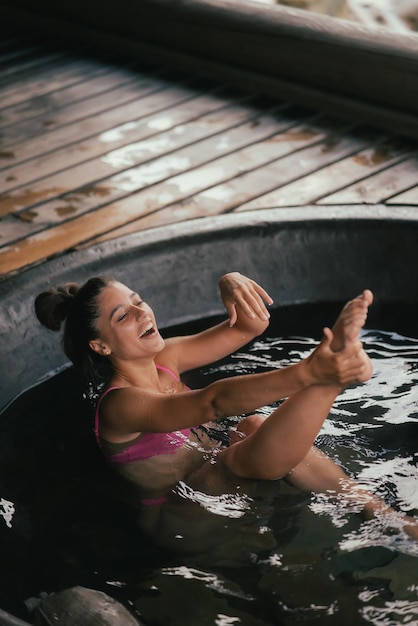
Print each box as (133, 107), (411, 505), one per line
(35, 272), (418, 546)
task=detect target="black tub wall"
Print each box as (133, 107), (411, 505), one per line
(1, 209), (418, 412)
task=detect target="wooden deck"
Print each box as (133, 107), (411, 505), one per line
(1, 23), (418, 282)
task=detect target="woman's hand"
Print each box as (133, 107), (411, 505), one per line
(219, 272), (273, 327)
(304, 328), (373, 387)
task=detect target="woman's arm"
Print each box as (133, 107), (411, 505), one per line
(164, 272), (273, 374)
(101, 330), (369, 437)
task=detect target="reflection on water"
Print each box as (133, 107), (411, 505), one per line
(1, 328), (417, 624)
(176, 480), (253, 518)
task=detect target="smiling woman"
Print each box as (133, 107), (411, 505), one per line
(88, 283), (166, 364)
(33, 271), (418, 550)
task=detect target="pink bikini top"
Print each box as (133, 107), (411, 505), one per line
(94, 364), (192, 465)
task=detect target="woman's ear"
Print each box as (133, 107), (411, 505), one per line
(89, 340), (111, 356)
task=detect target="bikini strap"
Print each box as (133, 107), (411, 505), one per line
(94, 386), (121, 446)
(156, 364), (191, 391)
(155, 363), (181, 382)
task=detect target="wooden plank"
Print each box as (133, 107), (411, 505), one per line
(0, 79), (196, 172)
(84, 122), (386, 240)
(0, 88), (255, 201)
(0, 65), (158, 129)
(0, 71), (165, 147)
(65, 114), (357, 246)
(153, 124), (380, 221)
(0, 56), (116, 110)
(0, 112), (341, 273)
(316, 154), (418, 204)
(0, 50), (67, 85)
(237, 135), (415, 210)
(89, 118), (366, 245)
(0, 101), (304, 243)
(0, 91), (261, 219)
(386, 186), (418, 205)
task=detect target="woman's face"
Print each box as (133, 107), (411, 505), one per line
(91, 281), (165, 359)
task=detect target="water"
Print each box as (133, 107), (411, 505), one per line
(0, 318), (417, 625)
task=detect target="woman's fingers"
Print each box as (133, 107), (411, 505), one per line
(310, 334), (372, 385)
(220, 273), (273, 324)
(226, 303), (238, 327)
(232, 281), (272, 320)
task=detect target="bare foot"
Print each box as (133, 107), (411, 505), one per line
(331, 290), (374, 352)
(305, 291), (374, 386)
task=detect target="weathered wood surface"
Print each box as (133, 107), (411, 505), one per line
(0, 26), (417, 280)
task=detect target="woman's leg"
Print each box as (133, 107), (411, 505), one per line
(219, 291), (373, 480)
(219, 383), (346, 479)
(286, 446), (418, 540)
(285, 445), (354, 494)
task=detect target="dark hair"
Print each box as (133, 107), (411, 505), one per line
(35, 276), (115, 387)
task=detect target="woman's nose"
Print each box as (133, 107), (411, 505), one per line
(131, 303), (145, 319)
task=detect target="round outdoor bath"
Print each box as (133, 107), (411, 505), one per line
(1, 208), (418, 625)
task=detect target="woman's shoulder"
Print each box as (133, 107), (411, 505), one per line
(97, 385), (144, 440)
(98, 384), (144, 417)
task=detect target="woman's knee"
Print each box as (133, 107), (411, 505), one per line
(236, 414), (265, 437)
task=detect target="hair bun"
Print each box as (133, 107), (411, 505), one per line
(35, 282), (80, 331)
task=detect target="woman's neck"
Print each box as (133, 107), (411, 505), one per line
(110, 358), (161, 390)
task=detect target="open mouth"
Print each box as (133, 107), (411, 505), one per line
(138, 323), (156, 339)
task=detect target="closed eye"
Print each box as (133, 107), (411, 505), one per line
(117, 299), (143, 321)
